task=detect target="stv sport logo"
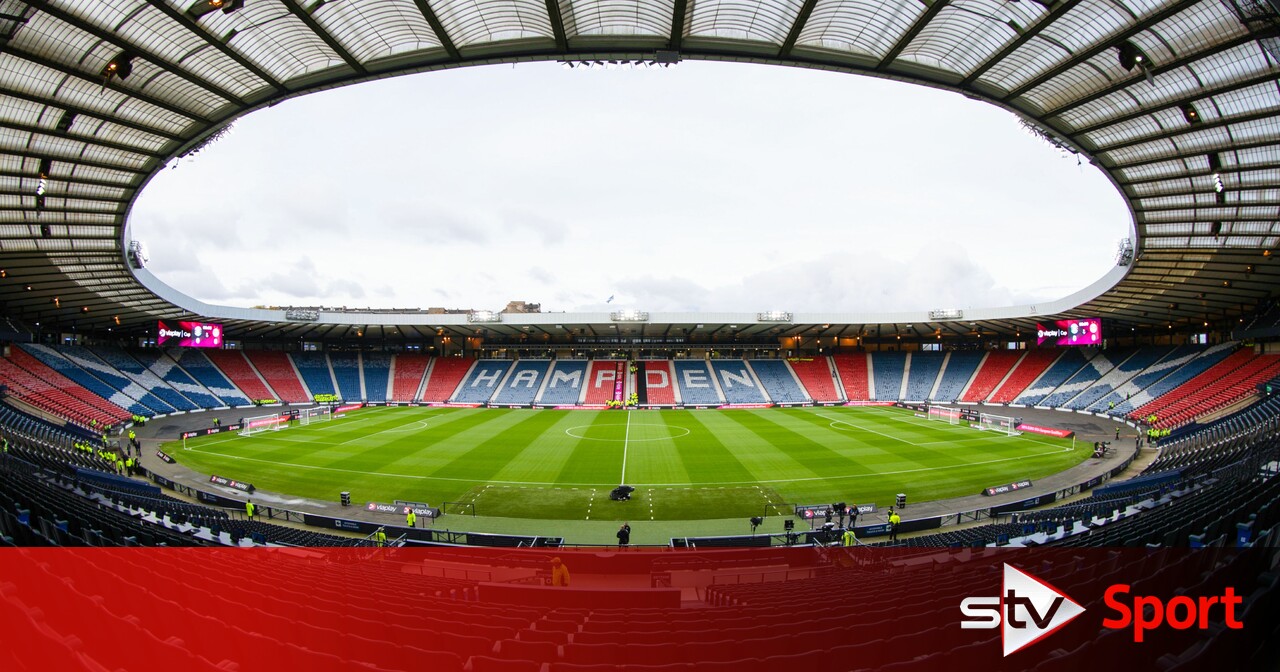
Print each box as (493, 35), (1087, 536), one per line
(960, 563), (1086, 656)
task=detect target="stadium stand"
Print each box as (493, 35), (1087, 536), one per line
(710, 361), (768, 403)
(870, 352), (907, 401)
(292, 353), (338, 399)
(361, 353), (391, 402)
(17, 344), (156, 417)
(60, 345), (180, 414)
(929, 351), (984, 402)
(1135, 352), (1280, 428)
(90, 346), (199, 412)
(1073, 346), (1173, 412)
(832, 354), (871, 401)
(244, 351), (310, 403)
(1012, 348), (1089, 406)
(422, 358), (474, 402)
(328, 353), (363, 401)
(787, 358), (839, 401)
(1109, 343), (1235, 417)
(0, 354), (127, 428)
(454, 360), (514, 403)
(170, 349), (253, 406)
(674, 361), (724, 405)
(636, 361), (675, 405)
(988, 349), (1059, 404)
(585, 360), (626, 405)
(958, 351), (1021, 403)
(391, 354), (431, 401)
(902, 352), (943, 401)
(1038, 349), (1124, 408)
(492, 360), (551, 405)
(536, 360), (588, 405)
(204, 350), (276, 402)
(748, 360), (807, 403)
(130, 350), (225, 409)
(0, 404), (113, 473)
(0, 316), (32, 341)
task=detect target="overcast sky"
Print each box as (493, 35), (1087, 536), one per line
(129, 60), (1129, 314)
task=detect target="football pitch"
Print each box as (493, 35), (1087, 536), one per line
(169, 405), (1087, 522)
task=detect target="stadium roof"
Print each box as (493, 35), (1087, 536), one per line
(1, 0), (1278, 341)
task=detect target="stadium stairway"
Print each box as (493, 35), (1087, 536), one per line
(870, 352), (907, 402)
(90, 346), (200, 412)
(958, 351), (1022, 403)
(327, 353), (363, 401)
(390, 354), (430, 402)
(454, 360), (514, 403)
(0, 355), (126, 428)
(584, 360), (627, 405)
(1073, 346), (1175, 412)
(1012, 348), (1089, 406)
(710, 360), (769, 404)
(130, 350), (224, 409)
(903, 352), (943, 402)
(1113, 343), (1236, 418)
(492, 360), (551, 405)
(1138, 353), (1280, 428)
(30, 345), (174, 416)
(1130, 348), (1256, 424)
(243, 351), (310, 403)
(674, 361), (724, 405)
(988, 349), (1060, 404)
(361, 353), (391, 402)
(15, 345), (153, 418)
(204, 350), (276, 402)
(787, 357), (841, 402)
(291, 353), (337, 399)
(930, 351), (984, 403)
(636, 361), (676, 405)
(833, 354), (871, 401)
(421, 357), (474, 402)
(535, 360), (588, 406)
(169, 349), (253, 406)
(748, 360), (808, 403)
(1038, 349), (1124, 408)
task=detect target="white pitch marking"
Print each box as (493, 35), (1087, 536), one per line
(620, 410), (632, 484)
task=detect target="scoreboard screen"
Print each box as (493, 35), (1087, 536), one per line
(1036, 317), (1101, 346)
(157, 320), (223, 348)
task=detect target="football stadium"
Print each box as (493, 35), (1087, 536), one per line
(2, 0), (1280, 670)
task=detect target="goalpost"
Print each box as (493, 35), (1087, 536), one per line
(299, 406), (331, 426)
(927, 406), (962, 425)
(977, 412), (1020, 436)
(240, 413), (283, 437)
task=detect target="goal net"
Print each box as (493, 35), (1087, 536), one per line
(927, 407), (962, 425)
(977, 412), (1020, 436)
(299, 406), (331, 426)
(240, 413), (283, 437)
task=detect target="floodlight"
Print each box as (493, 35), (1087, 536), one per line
(1117, 42), (1147, 71)
(102, 51), (135, 80)
(189, 0), (244, 19)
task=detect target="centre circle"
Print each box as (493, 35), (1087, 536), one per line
(564, 424), (692, 442)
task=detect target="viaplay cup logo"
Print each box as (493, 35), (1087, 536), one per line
(960, 563), (1086, 656)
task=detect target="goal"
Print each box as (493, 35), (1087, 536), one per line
(927, 406), (962, 425)
(240, 413), (283, 437)
(299, 406), (331, 426)
(977, 412), (1020, 436)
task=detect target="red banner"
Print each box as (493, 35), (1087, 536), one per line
(0, 546), (1266, 671)
(1017, 423), (1075, 438)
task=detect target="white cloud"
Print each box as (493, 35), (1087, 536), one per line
(129, 61), (1128, 314)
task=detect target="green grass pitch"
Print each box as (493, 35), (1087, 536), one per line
(168, 405), (1087, 522)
